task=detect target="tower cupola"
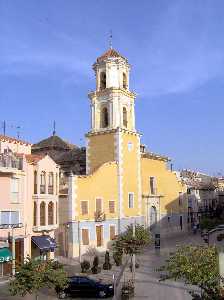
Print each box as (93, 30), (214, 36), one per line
(93, 48), (130, 91)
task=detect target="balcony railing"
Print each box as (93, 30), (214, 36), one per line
(0, 154), (22, 170)
(94, 211), (106, 222)
(40, 185), (46, 194)
(48, 186), (54, 194)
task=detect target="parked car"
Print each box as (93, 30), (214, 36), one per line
(56, 275), (114, 299)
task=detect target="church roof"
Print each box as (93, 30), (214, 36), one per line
(32, 135), (75, 152)
(97, 48), (126, 63)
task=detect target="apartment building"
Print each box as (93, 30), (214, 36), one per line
(0, 135), (59, 276)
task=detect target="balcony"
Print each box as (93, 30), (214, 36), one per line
(33, 224), (58, 232)
(40, 185), (46, 194)
(94, 211), (106, 222)
(48, 185), (53, 194)
(0, 154), (23, 173)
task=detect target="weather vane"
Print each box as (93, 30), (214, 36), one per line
(109, 30), (113, 49)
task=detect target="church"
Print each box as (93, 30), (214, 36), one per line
(56, 47), (189, 258)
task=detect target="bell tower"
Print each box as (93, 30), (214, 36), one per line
(86, 48), (142, 223)
(88, 48), (136, 133)
(86, 48), (140, 177)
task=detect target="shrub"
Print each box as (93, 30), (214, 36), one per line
(103, 251), (112, 270)
(91, 256), (101, 274)
(113, 251), (122, 266)
(80, 260), (90, 273)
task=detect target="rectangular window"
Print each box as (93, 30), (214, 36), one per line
(11, 178), (19, 203)
(110, 225), (116, 240)
(150, 177), (156, 195)
(109, 200), (115, 213)
(81, 201), (88, 215)
(128, 193), (134, 208)
(96, 198), (102, 213)
(82, 228), (89, 245)
(11, 211), (19, 224)
(0, 211), (19, 225)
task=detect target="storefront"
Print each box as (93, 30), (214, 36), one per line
(31, 235), (57, 260)
(0, 248), (12, 277)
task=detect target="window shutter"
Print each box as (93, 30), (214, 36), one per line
(82, 229), (89, 245)
(109, 201), (115, 213)
(81, 201), (88, 215)
(110, 226), (116, 240)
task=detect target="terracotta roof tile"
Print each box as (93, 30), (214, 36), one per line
(0, 135), (32, 145)
(97, 48), (126, 63)
(25, 154), (44, 164)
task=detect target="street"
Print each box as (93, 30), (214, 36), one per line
(0, 231), (203, 300)
(133, 231), (203, 300)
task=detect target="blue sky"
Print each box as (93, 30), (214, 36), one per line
(1, 0), (224, 175)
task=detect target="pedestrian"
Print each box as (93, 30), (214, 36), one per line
(193, 223), (197, 234)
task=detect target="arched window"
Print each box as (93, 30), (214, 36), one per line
(40, 201), (46, 226)
(55, 173), (58, 195)
(100, 72), (106, 90)
(33, 202), (37, 226)
(48, 172), (54, 194)
(123, 107), (128, 128)
(56, 202), (58, 224)
(101, 107), (109, 128)
(40, 171), (46, 194)
(48, 201), (54, 225)
(123, 73), (127, 89)
(34, 171), (37, 194)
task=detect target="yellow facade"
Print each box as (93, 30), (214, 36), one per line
(86, 131), (116, 173)
(76, 162), (118, 221)
(66, 48), (188, 258)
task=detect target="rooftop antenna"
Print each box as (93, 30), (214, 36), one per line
(2, 120), (6, 136)
(16, 126), (21, 139)
(53, 120), (56, 136)
(109, 30), (113, 49)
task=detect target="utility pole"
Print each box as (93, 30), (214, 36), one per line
(132, 220), (136, 282)
(11, 226), (16, 276)
(77, 220), (81, 263)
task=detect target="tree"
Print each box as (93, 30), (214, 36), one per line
(9, 257), (68, 300)
(160, 245), (221, 300)
(113, 224), (151, 256)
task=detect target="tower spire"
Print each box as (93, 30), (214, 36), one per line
(53, 120), (56, 136)
(109, 30), (113, 49)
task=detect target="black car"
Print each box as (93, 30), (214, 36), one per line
(57, 276), (114, 298)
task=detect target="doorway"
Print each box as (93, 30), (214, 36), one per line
(150, 206), (157, 227)
(96, 225), (103, 247)
(180, 215), (183, 230)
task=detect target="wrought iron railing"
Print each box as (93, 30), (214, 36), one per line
(94, 211), (106, 222)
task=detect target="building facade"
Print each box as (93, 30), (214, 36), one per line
(57, 48), (188, 258)
(0, 136), (59, 275)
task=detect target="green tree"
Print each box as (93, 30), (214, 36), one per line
(161, 245), (221, 300)
(9, 257), (68, 300)
(113, 224), (151, 255)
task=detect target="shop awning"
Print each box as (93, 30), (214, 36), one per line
(31, 236), (56, 251)
(0, 248), (12, 263)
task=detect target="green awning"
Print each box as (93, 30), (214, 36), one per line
(0, 248), (12, 263)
